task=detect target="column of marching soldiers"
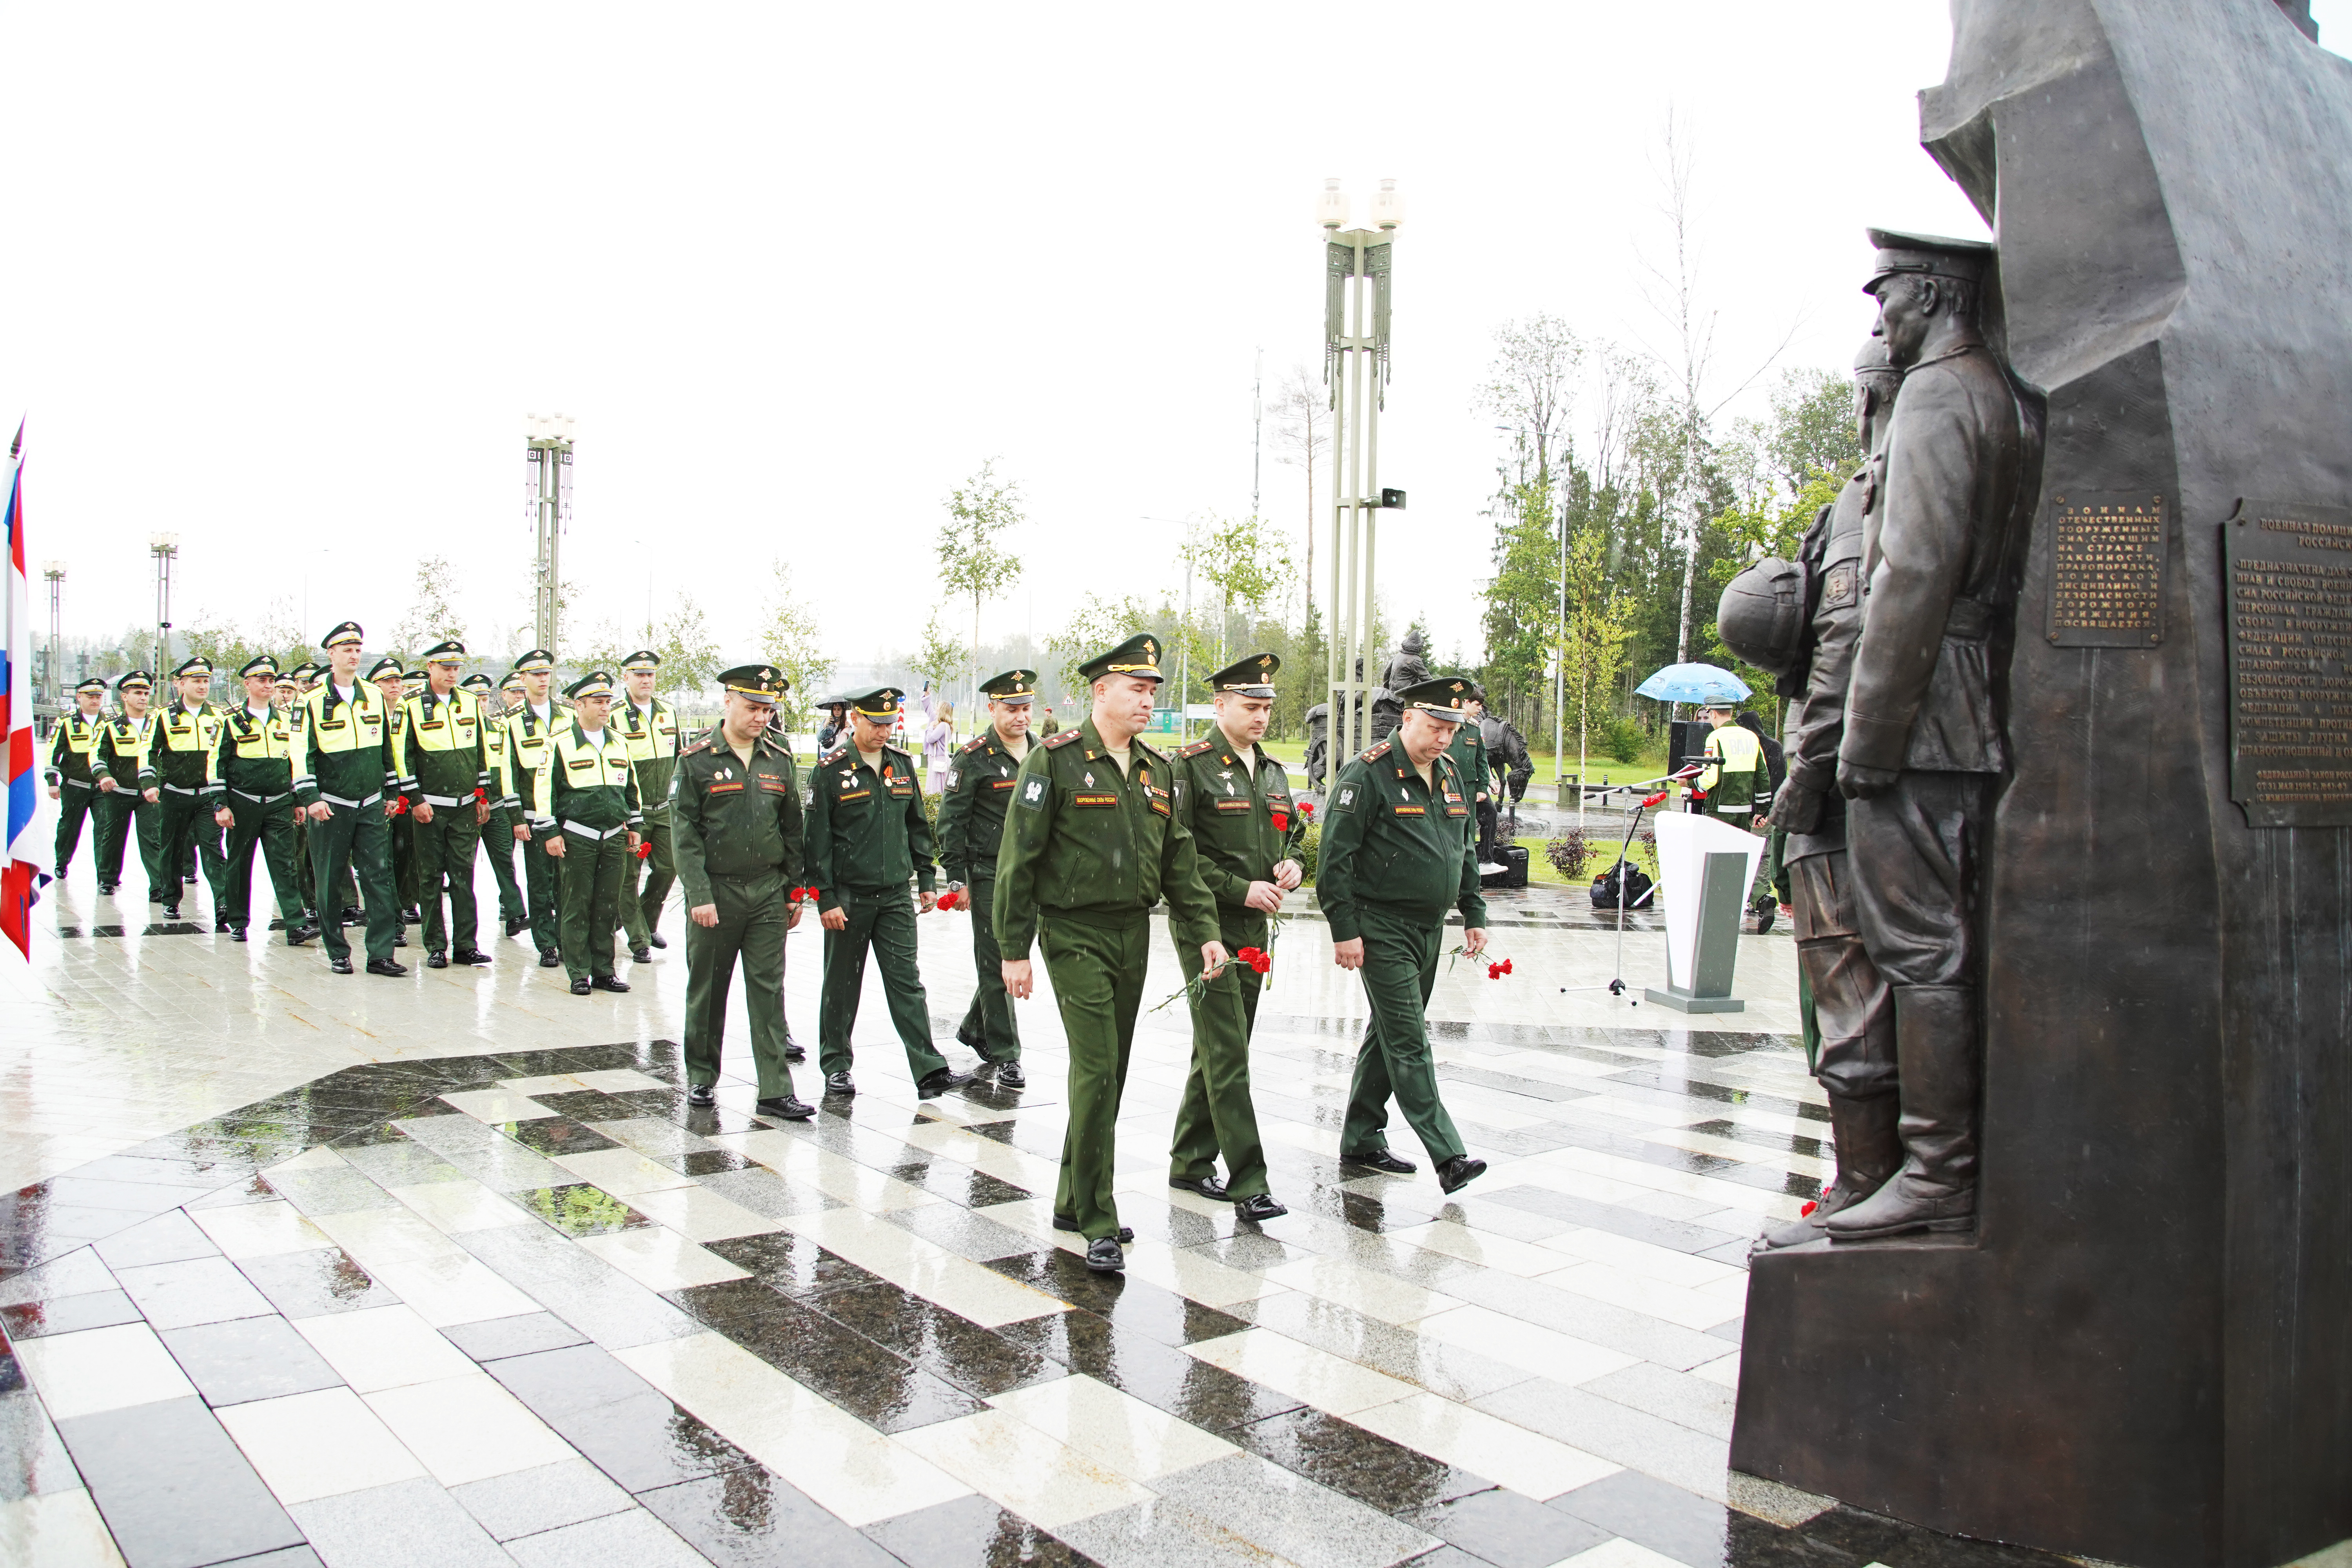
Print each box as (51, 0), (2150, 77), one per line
(45, 623), (1501, 1273)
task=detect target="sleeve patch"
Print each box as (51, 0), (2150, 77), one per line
(1019, 775), (1051, 811)
(1332, 784), (1358, 813)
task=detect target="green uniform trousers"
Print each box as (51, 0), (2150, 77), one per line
(291, 814), (312, 913)
(952, 873), (1020, 1062)
(155, 790), (227, 911)
(684, 873), (797, 1098)
(222, 795), (305, 933)
(414, 806), (483, 956)
(1169, 907), (1270, 1199)
(310, 803), (399, 963)
(557, 829), (628, 982)
(1041, 913), (1150, 1242)
(54, 782), (97, 875)
(621, 817), (674, 949)
(1340, 904), (1469, 1166)
(94, 790), (159, 894)
(390, 813), (420, 910)
(481, 807), (526, 928)
(523, 826), (562, 956)
(818, 893), (947, 1082)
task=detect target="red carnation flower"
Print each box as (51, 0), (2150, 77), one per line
(634, 840), (652, 860)
(1299, 801), (1316, 819)
(1800, 1200), (1819, 1218)
(936, 889), (961, 911)
(1270, 811), (1289, 832)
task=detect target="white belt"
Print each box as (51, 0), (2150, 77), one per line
(230, 788), (294, 805)
(423, 793), (468, 807)
(563, 820), (628, 840)
(320, 791), (383, 810)
(62, 778), (93, 790)
(161, 783), (199, 797)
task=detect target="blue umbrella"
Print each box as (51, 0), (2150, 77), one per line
(1634, 662), (1751, 705)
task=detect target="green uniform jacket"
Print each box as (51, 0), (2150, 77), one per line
(991, 717), (1218, 955)
(291, 682), (397, 808)
(1317, 739), (1486, 944)
(397, 688), (490, 807)
(1169, 733), (1307, 909)
(1445, 719), (1490, 804)
(215, 703), (297, 797)
(617, 698), (681, 825)
(936, 728), (1029, 885)
(154, 699), (223, 798)
(46, 712), (104, 787)
(492, 704), (566, 817)
(532, 722), (642, 835)
(92, 711), (158, 792)
(804, 740), (933, 912)
(671, 728), (804, 906)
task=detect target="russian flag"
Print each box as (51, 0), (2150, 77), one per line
(2, 421), (44, 960)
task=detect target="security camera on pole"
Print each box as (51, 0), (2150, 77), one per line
(1317, 179), (1407, 770)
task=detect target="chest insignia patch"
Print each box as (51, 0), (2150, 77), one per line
(1083, 771), (1094, 786)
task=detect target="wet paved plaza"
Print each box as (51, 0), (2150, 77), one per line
(0, 856), (2089, 1568)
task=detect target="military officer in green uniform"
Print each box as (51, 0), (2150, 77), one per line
(805, 686), (970, 1097)
(276, 669), (317, 925)
(1163, 652), (1305, 1221)
(1443, 679), (1494, 863)
(91, 671), (160, 899)
(496, 650), (566, 968)
(615, 650), (682, 964)
(45, 676), (109, 880)
(466, 672), (529, 938)
(291, 623), (405, 976)
(936, 668), (1038, 1087)
(368, 657), (421, 932)
(398, 641), (494, 969)
(675, 664), (812, 1121)
(534, 670), (642, 995)
(995, 634), (1227, 1272)
(151, 656), (227, 924)
(1319, 676), (1492, 1195)
(213, 655), (313, 945)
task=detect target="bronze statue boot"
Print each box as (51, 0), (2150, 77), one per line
(1759, 1093), (1899, 1249)
(1828, 985), (1979, 1240)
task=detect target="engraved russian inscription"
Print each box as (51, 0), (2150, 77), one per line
(2225, 500), (2352, 826)
(2047, 492), (2165, 646)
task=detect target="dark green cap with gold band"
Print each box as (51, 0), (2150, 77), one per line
(238, 655), (278, 680)
(421, 639), (466, 665)
(1077, 633), (1164, 684)
(320, 621), (363, 651)
(621, 650), (660, 673)
(118, 670), (153, 692)
(511, 649), (554, 675)
(1205, 652), (1279, 698)
(366, 657), (403, 683)
(460, 674), (496, 694)
(719, 664), (786, 701)
(566, 670), (617, 701)
(980, 669), (1037, 704)
(843, 685), (904, 718)
(1394, 676), (1476, 723)
(75, 676), (108, 695)
(172, 655), (214, 679)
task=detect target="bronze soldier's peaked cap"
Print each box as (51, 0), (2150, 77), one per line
(1394, 677), (1474, 723)
(1864, 227), (1993, 294)
(1078, 633), (1164, 684)
(980, 669), (1037, 704)
(720, 664), (787, 700)
(1205, 652), (1279, 697)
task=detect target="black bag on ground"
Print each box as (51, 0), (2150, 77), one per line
(1590, 862), (1655, 910)
(1481, 845), (1529, 890)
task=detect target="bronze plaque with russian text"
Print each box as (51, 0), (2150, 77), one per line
(2047, 491), (2166, 647)
(2225, 499), (2352, 826)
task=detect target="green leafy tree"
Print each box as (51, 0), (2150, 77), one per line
(1180, 513), (1292, 673)
(1556, 521), (1637, 794)
(1757, 367), (1863, 496)
(392, 559), (468, 654)
(652, 592), (722, 701)
(938, 459), (1025, 713)
(758, 561), (834, 736)
(911, 609), (965, 700)
(1047, 593), (1156, 705)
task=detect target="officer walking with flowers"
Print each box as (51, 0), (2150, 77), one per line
(994, 633), (1227, 1272)
(1164, 652), (1305, 1221)
(533, 670), (642, 995)
(936, 668), (1040, 1088)
(674, 664), (812, 1121)
(1318, 676), (1492, 1194)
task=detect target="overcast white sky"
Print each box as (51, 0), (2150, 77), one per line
(3, 2), (2341, 678)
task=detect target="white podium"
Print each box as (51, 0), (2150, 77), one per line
(1644, 811), (1765, 1013)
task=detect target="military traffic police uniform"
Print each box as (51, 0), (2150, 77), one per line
(368, 659), (422, 922)
(804, 686), (952, 1090)
(495, 652), (566, 964)
(468, 673), (529, 934)
(1165, 653), (1307, 1207)
(45, 678), (109, 878)
(530, 671), (642, 991)
(936, 668), (1038, 1074)
(398, 643), (493, 965)
(290, 625), (403, 970)
(215, 655), (309, 942)
(993, 635), (1221, 1260)
(152, 657), (228, 919)
(674, 665), (808, 1108)
(613, 652), (682, 959)
(91, 673), (160, 897)
(282, 664), (322, 920)
(1318, 678), (1490, 1189)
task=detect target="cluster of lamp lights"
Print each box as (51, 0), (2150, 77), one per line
(1316, 176), (1405, 230)
(524, 412), (577, 446)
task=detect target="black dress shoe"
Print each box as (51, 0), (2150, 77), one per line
(915, 1067), (972, 1097)
(452, 948), (493, 965)
(649, 933), (667, 950)
(1437, 1156), (1488, 1195)
(286, 924), (316, 948)
(340, 906), (363, 923)
(823, 1071), (855, 1096)
(1169, 1175), (1231, 1201)
(570, 976), (592, 995)
(184, 874), (199, 886)
(1084, 1237), (1126, 1274)
(631, 946), (652, 964)
(1342, 1149), (1416, 1175)
(151, 890), (167, 904)
(366, 957), (408, 977)
(955, 1027), (984, 1051)
(784, 1044), (806, 1063)
(1053, 1212), (1134, 1243)
(401, 906), (421, 924)
(230, 927), (248, 943)
(215, 919), (232, 934)
(593, 975), (630, 993)
(686, 1082), (716, 1109)
(755, 1096), (815, 1122)
(96, 883), (114, 895)
(1234, 1193), (1289, 1221)
(506, 916), (529, 937)
(162, 905), (180, 920)
(426, 951), (449, 969)
(328, 956), (354, 974)
(539, 952), (563, 968)
(992, 1061), (1025, 1089)
(391, 931), (408, 948)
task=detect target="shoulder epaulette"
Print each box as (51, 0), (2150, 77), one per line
(1176, 737), (1214, 758)
(959, 734), (991, 755)
(1045, 728), (1084, 749)
(681, 735), (712, 755)
(820, 743), (849, 764)
(1360, 740), (1392, 762)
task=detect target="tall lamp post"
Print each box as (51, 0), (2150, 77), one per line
(1319, 178), (1403, 768)
(149, 533), (179, 673)
(525, 414), (576, 657)
(42, 562), (64, 714)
